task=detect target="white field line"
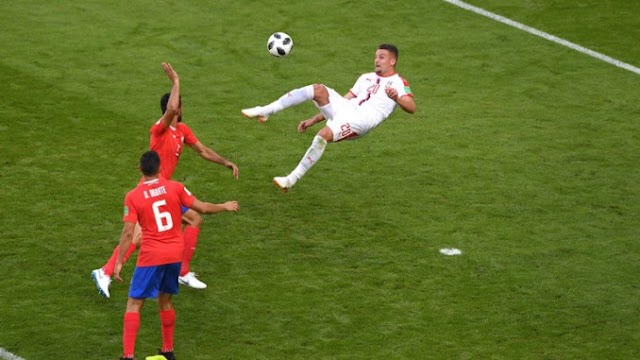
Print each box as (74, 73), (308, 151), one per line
(443, 0), (640, 75)
(0, 348), (25, 360)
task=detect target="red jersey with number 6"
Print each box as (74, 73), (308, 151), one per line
(123, 177), (195, 266)
(149, 120), (199, 180)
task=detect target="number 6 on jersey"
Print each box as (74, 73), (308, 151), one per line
(152, 199), (173, 232)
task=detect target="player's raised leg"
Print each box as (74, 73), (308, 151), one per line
(92, 223), (142, 298)
(242, 84), (316, 122)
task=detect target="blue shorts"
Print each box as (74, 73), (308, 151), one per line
(181, 206), (189, 215)
(128, 262), (181, 299)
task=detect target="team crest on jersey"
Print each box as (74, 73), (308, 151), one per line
(123, 206), (129, 216)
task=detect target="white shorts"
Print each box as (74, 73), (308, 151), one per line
(318, 87), (377, 142)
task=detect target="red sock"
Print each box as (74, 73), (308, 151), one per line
(160, 309), (176, 352)
(103, 242), (136, 276)
(123, 312), (140, 358)
(180, 227), (200, 276)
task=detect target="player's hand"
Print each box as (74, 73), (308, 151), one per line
(298, 119), (312, 133)
(162, 62), (179, 84)
(114, 262), (124, 282)
(385, 87), (399, 101)
(223, 201), (239, 212)
(227, 162), (239, 179)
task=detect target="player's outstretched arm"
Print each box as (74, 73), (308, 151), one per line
(190, 199), (239, 214)
(159, 62), (180, 128)
(298, 113), (325, 133)
(298, 92), (354, 132)
(189, 142), (239, 179)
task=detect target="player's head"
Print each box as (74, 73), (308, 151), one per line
(375, 44), (398, 76)
(160, 93), (183, 122)
(140, 150), (161, 177)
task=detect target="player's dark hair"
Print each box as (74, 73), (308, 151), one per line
(140, 150), (161, 176)
(160, 93), (182, 115)
(378, 43), (398, 60)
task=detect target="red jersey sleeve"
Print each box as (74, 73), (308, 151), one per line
(175, 182), (196, 208)
(123, 191), (138, 223)
(179, 124), (199, 146)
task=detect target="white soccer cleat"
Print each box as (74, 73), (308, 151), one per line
(273, 176), (294, 192)
(178, 272), (207, 289)
(241, 106), (269, 123)
(91, 268), (111, 299)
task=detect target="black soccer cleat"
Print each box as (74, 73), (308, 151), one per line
(158, 349), (176, 360)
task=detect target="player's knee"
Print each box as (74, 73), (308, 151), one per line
(318, 127), (334, 143)
(126, 298), (144, 312)
(312, 84), (329, 102)
(193, 214), (203, 228)
(157, 295), (173, 311)
(183, 210), (203, 228)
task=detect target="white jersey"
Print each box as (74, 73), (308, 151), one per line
(348, 72), (412, 125)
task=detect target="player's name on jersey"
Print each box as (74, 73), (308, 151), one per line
(143, 186), (167, 199)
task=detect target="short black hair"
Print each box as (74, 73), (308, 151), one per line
(160, 93), (182, 115)
(140, 150), (161, 176)
(378, 43), (398, 60)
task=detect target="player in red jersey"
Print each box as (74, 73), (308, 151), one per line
(93, 63), (239, 298)
(117, 150), (239, 360)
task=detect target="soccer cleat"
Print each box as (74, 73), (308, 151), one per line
(92, 268), (112, 299)
(178, 272), (207, 289)
(273, 176), (293, 192)
(241, 106), (269, 123)
(157, 349), (176, 360)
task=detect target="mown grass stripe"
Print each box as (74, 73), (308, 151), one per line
(444, 0), (640, 75)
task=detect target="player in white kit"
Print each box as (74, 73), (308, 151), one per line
(242, 43), (416, 191)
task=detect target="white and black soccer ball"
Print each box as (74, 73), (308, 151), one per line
(267, 32), (293, 57)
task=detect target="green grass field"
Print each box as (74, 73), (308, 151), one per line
(1, 0), (639, 359)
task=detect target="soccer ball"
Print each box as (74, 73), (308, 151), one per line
(267, 32), (293, 57)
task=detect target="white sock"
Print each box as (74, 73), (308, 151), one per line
(289, 135), (328, 184)
(263, 85), (314, 115)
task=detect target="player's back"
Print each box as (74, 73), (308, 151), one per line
(126, 177), (187, 266)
